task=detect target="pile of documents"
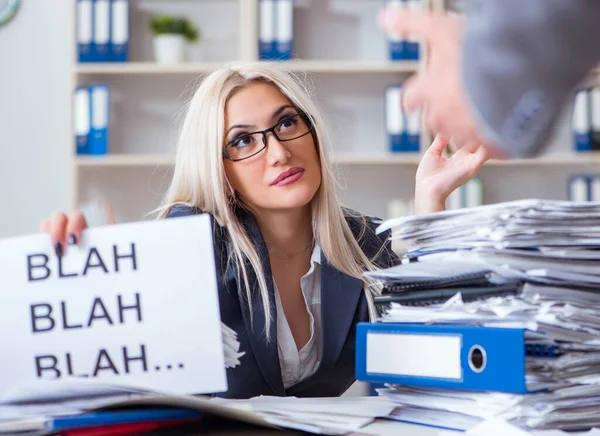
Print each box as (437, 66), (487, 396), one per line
(0, 380), (398, 435)
(360, 199), (600, 431)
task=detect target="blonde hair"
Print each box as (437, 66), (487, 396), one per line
(157, 62), (382, 338)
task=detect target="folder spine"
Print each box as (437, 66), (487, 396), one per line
(77, 0), (94, 62)
(259, 0), (276, 60)
(573, 88), (592, 152)
(93, 0), (112, 62)
(404, 0), (422, 60)
(385, 85), (405, 152)
(89, 84), (110, 155)
(385, 0), (406, 60)
(568, 174), (590, 202)
(274, 0), (293, 60)
(110, 0), (129, 62)
(74, 87), (91, 155)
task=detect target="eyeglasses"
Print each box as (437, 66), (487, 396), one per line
(223, 113), (314, 162)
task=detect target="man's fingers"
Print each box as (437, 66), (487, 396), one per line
(426, 134), (451, 157)
(379, 9), (432, 43)
(402, 74), (429, 113)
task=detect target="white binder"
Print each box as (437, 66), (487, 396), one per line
(74, 87), (91, 155)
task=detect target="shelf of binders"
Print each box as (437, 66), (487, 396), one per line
(74, 60), (421, 75)
(73, 152), (600, 168)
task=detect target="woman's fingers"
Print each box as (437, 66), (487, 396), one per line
(49, 212), (69, 256)
(65, 211), (89, 246)
(426, 134), (451, 157)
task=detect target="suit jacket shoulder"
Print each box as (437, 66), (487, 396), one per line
(463, 0), (600, 157)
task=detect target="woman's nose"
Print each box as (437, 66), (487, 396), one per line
(265, 133), (291, 164)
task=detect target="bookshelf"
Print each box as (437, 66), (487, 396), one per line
(69, 0), (599, 222)
(69, 0), (437, 221)
(74, 152), (600, 168)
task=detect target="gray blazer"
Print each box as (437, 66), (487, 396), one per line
(462, 0), (600, 157)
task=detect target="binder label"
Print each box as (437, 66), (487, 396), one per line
(366, 332), (462, 379)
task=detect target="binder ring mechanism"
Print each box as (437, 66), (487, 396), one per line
(468, 345), (487, 373)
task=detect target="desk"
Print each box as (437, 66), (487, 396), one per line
(361, 419), (458, 436)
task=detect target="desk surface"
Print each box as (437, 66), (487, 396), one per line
(361, 419), (457, 436)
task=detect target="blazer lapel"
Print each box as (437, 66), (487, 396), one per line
(319, 257), (364, 373)
(236, 210), (286, 396)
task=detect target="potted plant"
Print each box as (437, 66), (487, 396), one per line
(149, 14), (200, 64)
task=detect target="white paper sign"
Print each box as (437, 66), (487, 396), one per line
(0, 214), (227, 396)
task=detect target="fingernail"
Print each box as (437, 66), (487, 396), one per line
(69, 234), (77, 245)
(54, 241), (63, 257)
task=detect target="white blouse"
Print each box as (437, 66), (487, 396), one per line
(273, 244), (322, 389)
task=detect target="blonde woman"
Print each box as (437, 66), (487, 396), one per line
(41, 63), (488, 399)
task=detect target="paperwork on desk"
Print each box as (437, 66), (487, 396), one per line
(368, 199), (600, 432)
(0, 379), (398, 435)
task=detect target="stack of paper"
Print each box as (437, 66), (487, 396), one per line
(365, 199), (600, 431)
(0, 380), (398, 435)
(214, 396), (397, 435)
(222, 322), (245, 368)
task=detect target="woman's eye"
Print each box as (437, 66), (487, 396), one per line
(232, 135), (252, 148)
(279, 117), (298, 130)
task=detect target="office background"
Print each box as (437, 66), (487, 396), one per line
(0, 0), (596, 240)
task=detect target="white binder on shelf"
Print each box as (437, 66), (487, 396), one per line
(572, 88), (592, 152)
(89, 85), (110, 155)
(76, 0), (93, 62)
(110, 0), (129, 62)
(568, 174), (590, 202)
(385, 85), (405, 152)
(93, 0), (111, 62)
(463, 177), (483, 208)
(590, 176), (600, 202)
(405, 108), (420, 152)
(385, 0), (405, 60)
(274, 0), (293, 60)
(259, 0), (275, 60)
(73, 87), (91, 155)
(446, 186), (462, 210)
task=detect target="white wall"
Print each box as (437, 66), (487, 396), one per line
(0, 0), (71, 238)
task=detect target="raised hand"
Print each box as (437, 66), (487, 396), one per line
(378, 7), (506, 158)
(414, 135), (490, 214)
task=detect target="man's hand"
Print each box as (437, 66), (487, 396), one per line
(379, 8), (506, 159)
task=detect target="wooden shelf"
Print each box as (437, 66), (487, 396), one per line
(75, 154), (175, 167)
(74, 60), (419, 76)
(74, 152), (600, 168)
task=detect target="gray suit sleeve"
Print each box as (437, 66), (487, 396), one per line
(461, 0), (600, 158)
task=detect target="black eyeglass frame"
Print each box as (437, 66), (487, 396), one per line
(223, 112), (315, 162)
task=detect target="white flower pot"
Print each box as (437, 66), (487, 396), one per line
(153, 34), (186, 64)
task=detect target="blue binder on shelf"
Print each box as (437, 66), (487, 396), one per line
(89, 84), (110, 155)
(77, 0), (94, 62)
(405, 108), (420, 152)
(74, 87), (91, 155)
(356, 322), (538, 394)
(385, 0), (406, 60)
(572, 88), (592, 152)
(404, 0), (422, 60)
(385, 85), (405, 152)
(93, 0), (111, 62)
(110, 0), (129, 62)
(259, 0), (276, 60)
(274, 0), (293, 60)
(591, 86), (600, 151)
